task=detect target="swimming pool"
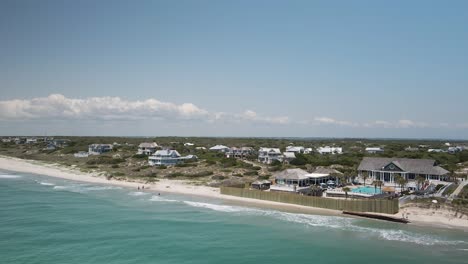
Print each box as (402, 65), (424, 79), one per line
(351, 186), (382, 195)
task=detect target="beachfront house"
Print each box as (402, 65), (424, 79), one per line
(209, 145), (230, 153)
(148, 150), (197, 166)
(137, 142), (159, 155)
(270, 169), (311, 192)
(285, 146), (305, 153)
(357, 157), (449, 184)
(365, 147), (384, 154)
(258, 147), (283, 164)
(88, 144), (113, 155)
(225, 147), (254, 159)
(317, 146), (343, 155)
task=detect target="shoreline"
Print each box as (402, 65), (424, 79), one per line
(1, 155), (467, 231)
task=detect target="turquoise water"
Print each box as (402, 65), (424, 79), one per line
(1, 171), (467, 264)
(353, 186), (382, 195)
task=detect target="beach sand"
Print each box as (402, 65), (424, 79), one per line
(1, 155), (467, 230)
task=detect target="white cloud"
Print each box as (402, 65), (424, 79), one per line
(314, 117), (359, 127)
(0, 94), (289, 125)
(0, 94), (210, 121)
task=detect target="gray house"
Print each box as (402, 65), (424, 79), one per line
(358, 157), (449, 183)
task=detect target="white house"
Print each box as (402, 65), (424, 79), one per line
(428, 149), (444, 153)
(196, 147), (207, 150)
(1, 138), (12, 143)
(137, 142), (159, 155)
(282, 152), (296, 163)
(304, 148), (313, 154)
(148, 150), (197, 166)
(88, 144), (113, 155)
(258, 148), (283, 164)
(225, 147), (254, 159)
(317, 146), (342, 155)
(209, 145), (230, 152)
(285, 146), (304, 153)
(26, 138), (37, 144)
(365, 147), (384, 154)
(184, 142), (195, 147)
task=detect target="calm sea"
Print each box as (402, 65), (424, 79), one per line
(1, 171), (467, 264)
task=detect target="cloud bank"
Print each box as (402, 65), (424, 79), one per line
(0, 94), (465, 130)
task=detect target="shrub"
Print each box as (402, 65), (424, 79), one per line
(132, 154), (147, 159)
(111, 164), (119, 168)
(244, 170), (259, 176)
(251, 166), (261, 171)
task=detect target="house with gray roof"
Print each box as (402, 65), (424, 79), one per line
(270, 168), (310, 192)
(358, 157), (449, 183)
(148, 149), (197, 166)
(137, 142), (159, 155)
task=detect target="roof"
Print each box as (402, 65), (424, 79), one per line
(252, 180), (271, 185)
(283, 152), (296, 158)
(154, 149), (181, 157)
(259, 147), (281, 154)
(312, 167), (343, 175)
(286, 146), (304, 152)
(209, 145), (229, 150)
(139, 142), (158, 148)
(358, 157), (449, 176)
(365, 147), (383, 151)
(274, 168), (309, 180)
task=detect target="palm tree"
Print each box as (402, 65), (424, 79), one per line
(342, 187), (351, 200)
(361, 171), (369, 186)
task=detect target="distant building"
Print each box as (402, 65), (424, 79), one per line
(317, 146), (342, 155)
(428, 149), (444, 153)
(405, 146), (419, 152)
(258, 148), (283, 164)
(225, 147), (254, 159)
(304, 148), (313, 154)
(282, 152), (296, 163)
(209, 145), (230, 152)
(88, 144), (113, 155)
(184, 142), (195, 147)
(148, 150), (197, 166)
(365, 147), (384, 154)
(285, 146), (305, 153)
(137, 142), (159, 155)
(26, 138), (37, 144)
(1, 138), (12, 143)
(195, 146), (207, 150)
(358, 157), (449, 183)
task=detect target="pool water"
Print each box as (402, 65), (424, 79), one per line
(352, 186), (382, 195)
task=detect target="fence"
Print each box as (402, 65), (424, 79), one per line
(220, 187), (399, 214)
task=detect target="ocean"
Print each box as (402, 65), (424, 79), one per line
(1, 171), (467, 264)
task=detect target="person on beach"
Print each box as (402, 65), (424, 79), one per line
(138, 186), (140, 190)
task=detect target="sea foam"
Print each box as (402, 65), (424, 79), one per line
(0, 175), (22, 179)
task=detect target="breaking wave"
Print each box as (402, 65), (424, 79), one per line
(0, 175), (22, 179)
(149, 195), (178, 202)
(128, 191), (150, 196)
(179, 201), (467, 246)
(39, 182), (55, 186)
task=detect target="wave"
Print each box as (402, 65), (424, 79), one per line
(149, 195), (178, 203)
(39, 182), (55, 186)
(183, 201), (259, 213)
(179, 201), (467, 246)
(0, 175), (21, 179)
(128, 191), (150, 196)
(53, 184), (121, 193)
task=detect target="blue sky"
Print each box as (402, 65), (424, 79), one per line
(1, 0), (467, 138)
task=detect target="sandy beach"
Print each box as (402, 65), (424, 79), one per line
(1, 155), (467, 230)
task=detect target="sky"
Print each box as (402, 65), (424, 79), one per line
(1, 0), (468, 139)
